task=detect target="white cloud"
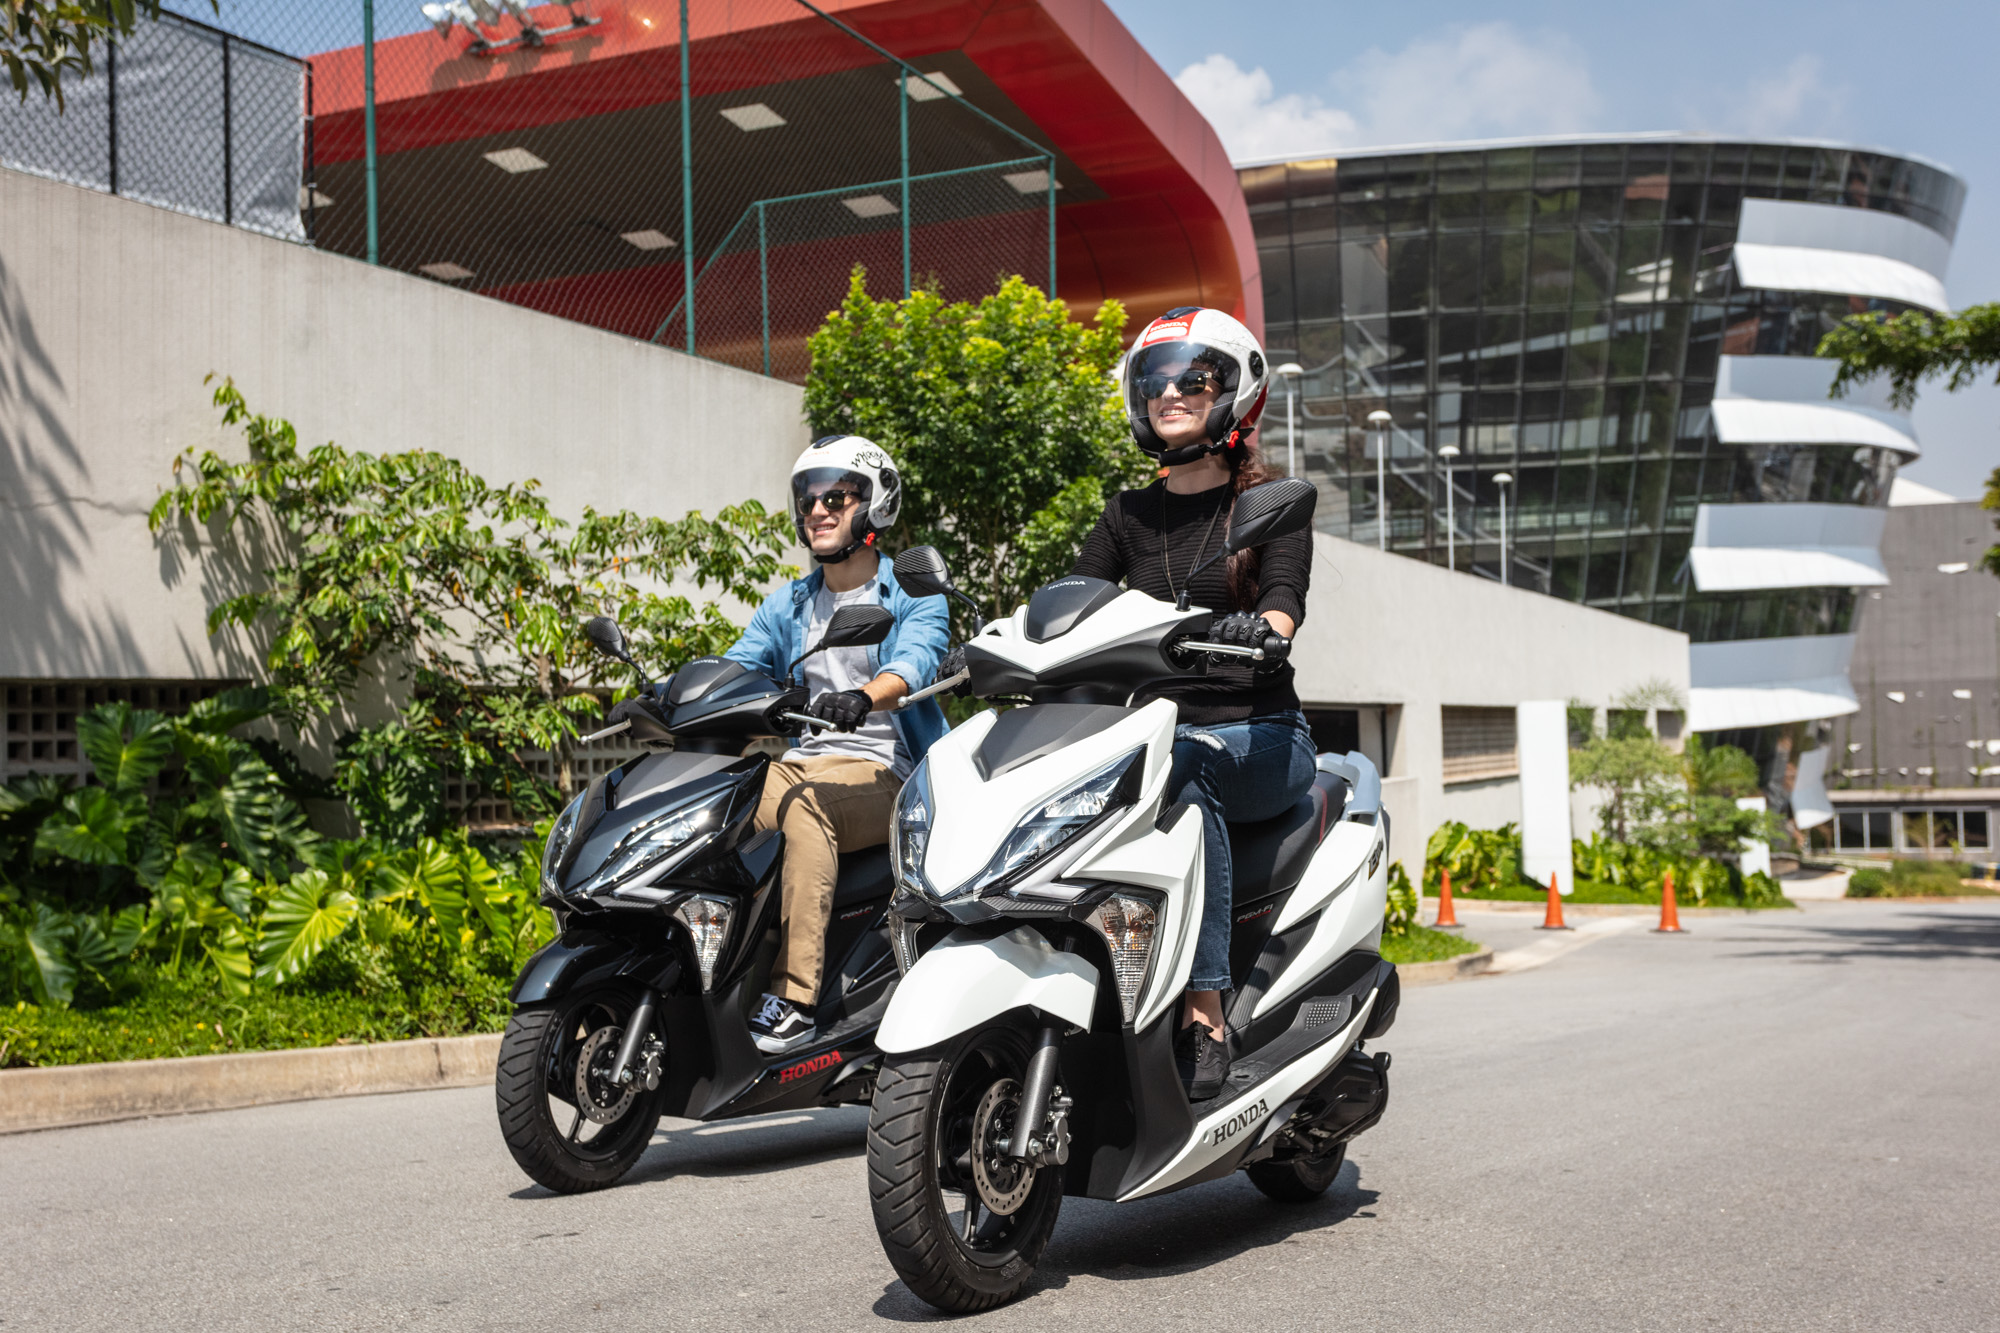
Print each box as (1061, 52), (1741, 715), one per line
(1177, 23), (1601, 162)
(1699, 54), (1846, 137)
(1173, 53), (1358, 162)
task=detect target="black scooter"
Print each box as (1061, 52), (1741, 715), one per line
(496, 606), (913, 1193)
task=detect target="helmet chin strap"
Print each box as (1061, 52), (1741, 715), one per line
(814, 528), (876, 565)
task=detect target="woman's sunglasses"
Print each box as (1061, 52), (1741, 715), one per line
(796, 488), (862, 517)
(1138, 367), (1224, 399)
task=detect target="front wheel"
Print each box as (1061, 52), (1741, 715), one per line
(495, 988), (666, 1193)
(867, 1025), (1063, 1313)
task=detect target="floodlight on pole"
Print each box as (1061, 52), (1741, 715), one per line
(1367, 410), (1394, 551)
(1438, 444), (1460, 572)
(1276, 363), (1304, 478)
(1493, 471), (1514, 587)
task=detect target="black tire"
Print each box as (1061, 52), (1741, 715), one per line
(1247, 1141), (1346, 1202)
(867, 1026), (1063, 1313)
(495, 988), (666, 1194)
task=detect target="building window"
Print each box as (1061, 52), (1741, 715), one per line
(3, 680), (244, 784)
(1442, 706), (1518, 783)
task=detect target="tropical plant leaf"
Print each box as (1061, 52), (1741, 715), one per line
(76, 702), (176, 794)
(256, 869), (360, 985)
(213, 759), (314, 875)
(69, 913), (120, 972)
(205, 920), (254, 997)
(34, 787), (140, 866)
(107, 903), (148, 957)
(180, 686), (276, 736)
(380, 840), (468, 942)
(25, 904), (77, 1007)
(218, 864), (261, 921)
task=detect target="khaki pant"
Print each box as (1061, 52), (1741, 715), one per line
(754, 753), (902, 1005)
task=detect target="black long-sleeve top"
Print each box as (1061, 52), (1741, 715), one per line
(1070, 478), (1311, 726)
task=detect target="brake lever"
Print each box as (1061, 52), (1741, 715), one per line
(778, 710), (838, 731)
(897, 669), (971, 708)
(579, 719), (633, 743)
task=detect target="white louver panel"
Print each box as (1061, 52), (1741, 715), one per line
(1686, 502), (1888, 591)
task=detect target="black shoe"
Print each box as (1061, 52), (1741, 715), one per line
(750, 994), (815, 1053)
(1174, 1022), (1232, 1101)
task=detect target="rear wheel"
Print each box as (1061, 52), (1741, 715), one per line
(495, 988), (666, 1193)
(867, 1026), (1063, 1313)
(1247, 1141), (1346, 1202)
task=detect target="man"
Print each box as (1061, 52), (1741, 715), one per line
(726, 435), (950, 1052)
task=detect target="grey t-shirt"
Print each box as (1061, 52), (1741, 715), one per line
(797, 582), (907, 777)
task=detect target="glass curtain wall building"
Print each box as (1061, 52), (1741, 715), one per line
(1239, 135), (1964, 769)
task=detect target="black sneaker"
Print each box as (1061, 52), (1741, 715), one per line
(750, 994), (815, 1053)
(1174, 1022), (1232, 1102)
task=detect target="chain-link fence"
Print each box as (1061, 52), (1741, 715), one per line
(1, 1), (1058, 382)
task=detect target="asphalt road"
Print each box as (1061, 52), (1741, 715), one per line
(5, 899), (1997, 1332)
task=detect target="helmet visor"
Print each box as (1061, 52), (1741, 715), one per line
(792, 467), (871, 520)
(1125, 340), (1241, 433)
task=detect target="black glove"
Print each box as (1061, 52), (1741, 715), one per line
(809, 689), (873, 733)
(604, 697), (660, 728)
(936, 646), (971, 697)
(1209, 611), (1273, 650)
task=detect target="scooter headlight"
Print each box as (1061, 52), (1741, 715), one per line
(969, 748), (1144, 896)
(576, 787), (733, 902)
(540, 791), (587, 901)
(890, 761), (935, 896)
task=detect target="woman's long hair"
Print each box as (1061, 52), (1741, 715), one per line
(1224, 427), (1276, 611)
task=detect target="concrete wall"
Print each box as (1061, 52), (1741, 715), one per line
(0, 167), (809, 681)
(1289, 533), (1691, 873)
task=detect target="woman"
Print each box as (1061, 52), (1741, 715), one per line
(1069, 306), (1315, 1101)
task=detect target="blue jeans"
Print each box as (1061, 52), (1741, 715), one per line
(1168, 709), (1317, 992)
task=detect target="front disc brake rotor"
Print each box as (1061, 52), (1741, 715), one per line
(969, 1078), (1033, 1216)
(574, 1025), (638, 1125)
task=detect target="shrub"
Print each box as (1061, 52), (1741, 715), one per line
(1846, 859), (1975, 899)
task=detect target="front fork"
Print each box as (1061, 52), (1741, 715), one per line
(1008, 1024), (1072, 1168)
(607, 987), (664, 1090)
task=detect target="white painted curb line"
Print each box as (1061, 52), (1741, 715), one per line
(1483, 916), (1644, 975)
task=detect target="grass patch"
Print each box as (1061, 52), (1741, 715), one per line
(0, 956), (512, 1068)
(1453, 877), (1795, 910)
(1848, 860), (2000, 899)
(1381, 924), (1483, 965)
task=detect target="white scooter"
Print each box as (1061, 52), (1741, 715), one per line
(866, 479), (1398, 1312)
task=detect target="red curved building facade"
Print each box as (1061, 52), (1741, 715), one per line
(305, 0), (1260, 371)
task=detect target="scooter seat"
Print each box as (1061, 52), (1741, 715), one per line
(1227, 765), (1351, 909)
(832, 844), (894, 908)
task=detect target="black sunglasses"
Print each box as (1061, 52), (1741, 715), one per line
(1138, 367), (1224, 399)
(796, 488), (862, 517)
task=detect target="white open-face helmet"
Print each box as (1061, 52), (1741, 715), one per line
(790, 434), (902, 564)
(1121, 306), (1271, 465)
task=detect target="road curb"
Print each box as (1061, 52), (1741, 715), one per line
(1436, 900), (1789, 918)
(1397, 948), (1494, 987)
(0, 1033), (501, 1135)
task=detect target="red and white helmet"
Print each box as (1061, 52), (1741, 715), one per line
(1120, 306), (1271, 465)
(790, 434), (902, 564)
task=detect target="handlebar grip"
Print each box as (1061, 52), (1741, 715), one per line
(1260, 633), (1292, 663)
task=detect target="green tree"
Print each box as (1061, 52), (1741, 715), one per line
(1570, 734), (1680, 842)
(1821, 305), (2000, 578)
(804, 270), (1147, 629)
(3, 1), (209, 106)
(150, 380), (794, 837)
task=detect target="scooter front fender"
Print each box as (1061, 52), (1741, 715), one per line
(876, 926), (1099, 1054)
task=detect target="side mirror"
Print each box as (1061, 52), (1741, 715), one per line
(583, 616), (629, 659)
(891, 546), (954, 600)
(820, 603), (895, 649)
(786, 603), (894, 686)
(1226, 477), (1317, 553)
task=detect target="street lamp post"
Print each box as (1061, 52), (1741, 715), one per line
(1276, 362), (1304, 477)
(1438, 444), (1460, 572)
(1367, 409), (1393, 551)
(1493, 471), (1513, 587)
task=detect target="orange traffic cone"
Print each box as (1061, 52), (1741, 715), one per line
(1434, 869), (1462, 929)
(1535, 872), (1573, 930)
(1653, 870), (1686, 934)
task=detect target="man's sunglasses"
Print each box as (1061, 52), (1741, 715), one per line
(797, 488), (862, 517)
(1138, 367), (1225, 399)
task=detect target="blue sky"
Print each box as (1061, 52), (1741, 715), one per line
(1105, 0), (1999, 498)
